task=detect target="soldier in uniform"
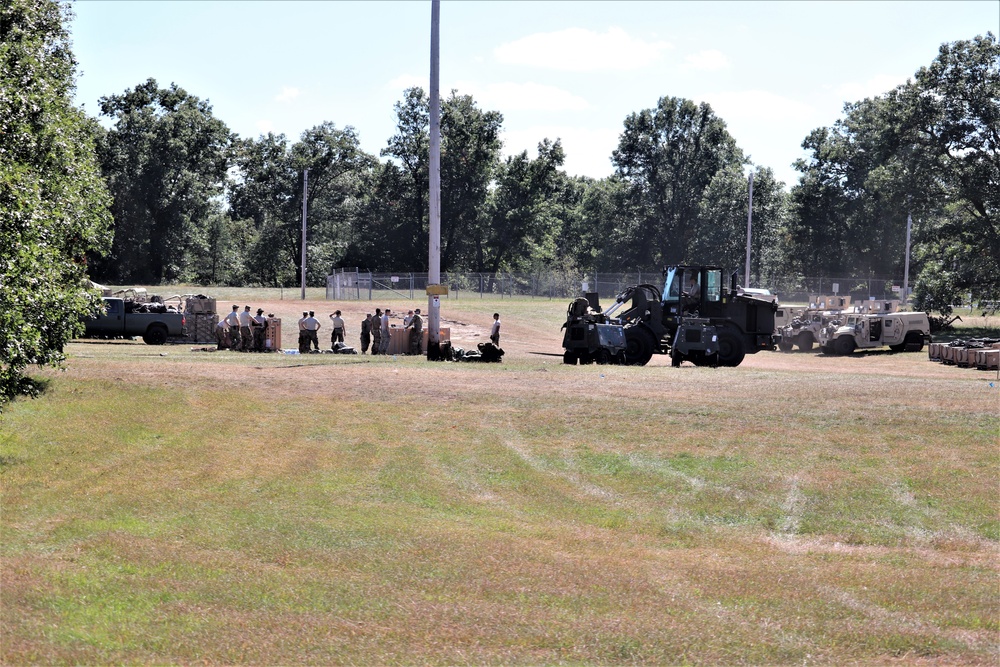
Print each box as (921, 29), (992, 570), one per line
(490, 312), (501, 346)
(370, 308), (382, 355)
(407, 308), (423, 355)
(215, 317), (229, 350)
(379, 308), (392, 355)
(239, 305), (253, 352)
(329, 310), (346, 347)
(224, 305), (241, 351)
(360, 313), (372, 354)
(252, 308), (268, 352)
(297, 311), (309, 353)
(304, 311), (321, 352)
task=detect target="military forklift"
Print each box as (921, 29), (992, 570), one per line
(560, 295), (628, 365)
(561, 265), (777, 367)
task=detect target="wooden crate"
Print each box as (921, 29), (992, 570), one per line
(927, 342), (942, 361)
(265, 318), (282, 351)
(975, 349), (999, 370)
(955, 347), (973, 367)
(382, 327), (451, 355)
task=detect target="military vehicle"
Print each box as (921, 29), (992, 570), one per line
(776, 310), (841, 352)
(561, 296), (627, 365)
(818, 311), (930, 355)
(561, 265), (776, 367)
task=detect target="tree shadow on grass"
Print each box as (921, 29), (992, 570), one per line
(1, 375), (52, 411)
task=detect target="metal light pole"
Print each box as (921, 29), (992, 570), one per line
(301, 168), (309, 300)
(426, 0), (444, 359)
(902, 211), (912, 306)
(744, 171), (753, 288)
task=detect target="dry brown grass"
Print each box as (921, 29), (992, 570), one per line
(2, 296), (998, 664)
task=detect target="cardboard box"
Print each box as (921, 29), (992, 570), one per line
(185, 297), (217, 315)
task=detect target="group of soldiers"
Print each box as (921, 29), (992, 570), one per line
(216, 304), (270, 352)
(215, 305), (499, 358)
(359, 308), (423, 355)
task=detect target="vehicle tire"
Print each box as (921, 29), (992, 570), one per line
(624, 327), (655, 366)
(903, 332), (925, 352)
(833, 336), (856, 356)
(143, 325), (168, 345)
(716, 330), (746, 367)
(563, 350), (577, 365)
(796, 333), (814, 352)
(596, 349), (612, 365)
(777, 340), (794, 353)
(820, 344), (834, 355)
(889, 342), (906, 352)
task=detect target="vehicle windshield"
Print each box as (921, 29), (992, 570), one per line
(663, 267), (681, 302)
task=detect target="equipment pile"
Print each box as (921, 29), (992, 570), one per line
(928, 339), (1000, 370)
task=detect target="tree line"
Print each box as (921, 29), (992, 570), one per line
(83, 34), (998, 317)
(1, 0), (997, 403)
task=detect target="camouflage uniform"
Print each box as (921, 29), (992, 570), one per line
(370, 310), (382, 355)
(408, 312), (423, 355)
(360, 316), (372, 354)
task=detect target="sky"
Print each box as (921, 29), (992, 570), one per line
(70, 1), (998, 189)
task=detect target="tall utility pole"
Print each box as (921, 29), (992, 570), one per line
(744, 171), (753, 288)
(425, 0), (444, 359)
(902, 211), (913, 305)
(301, 169), (309, 300)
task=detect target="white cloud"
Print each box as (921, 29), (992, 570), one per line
(494, 27), (671, 72)
(386, 74), (425, 91)
(699, 90), (816, 122)
(256, 119), (275, 133)
(274, 86), (300, 103)
(682, 49), (730, 71)
(837, 74), (908, 101)
(455, 81), (589, 112)
(502, 125), (621, 179)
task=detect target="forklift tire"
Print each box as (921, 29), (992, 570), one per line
(624, 327), (655, 366)
(563, 350), (577, 365)
(716, 330), (746, 367)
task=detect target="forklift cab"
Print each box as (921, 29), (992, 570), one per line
(662, 266), (723, 315)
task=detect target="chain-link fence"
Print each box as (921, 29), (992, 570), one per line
(327, 268), (910, 304)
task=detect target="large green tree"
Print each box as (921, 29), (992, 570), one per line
(691, 166), (789, 284)
(93, 79), (232, 284)
(229, 124), (373, 286)
(0, 0), (112, 405)
(789, 33), (998, 311)
(378, 88), (503, 272)
(610, 96), (746, 268)
(479, 139), (567, 276)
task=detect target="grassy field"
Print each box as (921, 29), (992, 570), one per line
(2, 293), (998, 665)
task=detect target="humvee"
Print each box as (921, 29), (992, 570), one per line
(818, 312), (930, 355)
